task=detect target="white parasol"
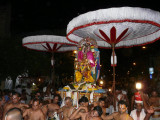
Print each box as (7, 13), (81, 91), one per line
(66, 7), (160, 110)
(22, 35), (77, 88)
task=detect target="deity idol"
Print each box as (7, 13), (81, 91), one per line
(75, 38), (100, 83)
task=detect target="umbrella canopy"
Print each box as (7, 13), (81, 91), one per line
(22, 35), (77, 89)
(66, 7), (160, 110)
(23, 35), (77, 52)
(67, 7), (160, 48)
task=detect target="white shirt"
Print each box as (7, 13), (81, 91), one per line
(130, 109), (146, 120)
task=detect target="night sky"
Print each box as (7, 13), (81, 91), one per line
(1, 0), (160, 84)
(11, 0), (160, 33)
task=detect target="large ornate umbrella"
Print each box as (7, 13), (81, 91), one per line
(22, 35), (77, 88)
(66, 7), (160, 109)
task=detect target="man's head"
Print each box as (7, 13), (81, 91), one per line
(65, 97), (72, 107)
(90, 106), (103, 117)
(136, 103), (143, 112)
(5, 107), (22, 120)
(32, 98), (40, 110)
(35, 92), (41, 99)
(98, 98), (105, 108)
(12, 92), (20, 104)
(118, 100), (128, 114)
(80, 96), (89, 107)
(53, 94), (61, 104)
(151, 90), (158, 97)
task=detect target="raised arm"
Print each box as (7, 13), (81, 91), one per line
(101, 113), (116, 120)
(139, 91), (150, 111)
(144, 107), (154, 120)
(23, 109), (29, 117)
(69, 106), (87, 120)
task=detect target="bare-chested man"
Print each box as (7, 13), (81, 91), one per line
(23, 98), (45, 120)
(41, 102), (60, 120)
(29, 91), (42, 106)
(148, 90), (160, 120)
(91, 97), (106, 119)
(58, 97), (75, 120)
(79, 96), (89, 108)
(86, 106), (103, 120)
(69, 105), (102, 120)
(98, 98), (106, 117)
(3, 92), (29, 120)
(69, 96), (89, 120)
(102, 100), (133, 120)
(144, 106), (155, 120)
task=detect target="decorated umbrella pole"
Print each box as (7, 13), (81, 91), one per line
(66, 7), (160, 110)
(23, 35), (77, 89)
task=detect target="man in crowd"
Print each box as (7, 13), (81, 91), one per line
(102, 100), (133, 120)
(70, 105), (103, 120)
(80, 96), (89, 108)
(115, 88), (129, 112)
(42, 100), (60, 119)
(148, 90), (160, 120)
(98, 98), (106, 116)
(144, 107), (155, 120)
(23, 98), (45, 120)
(53, 94), (61, 106)
(58, 97), (76, 120)
(130, 103), (146, 120)
(87, 106), (103, 120)
(3, 92), (29, 120)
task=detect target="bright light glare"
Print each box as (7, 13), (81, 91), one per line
(133, 62), (136, 66)
(109, 88), (111, 91)
(142, 46), (146, 49)
(136, 82), (142, 90)
(100, 80), (103, 85)
(73, 50), (77, 54)
(33, 83), (36, 85)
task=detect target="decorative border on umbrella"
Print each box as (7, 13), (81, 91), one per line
(23, 42), (77, 52)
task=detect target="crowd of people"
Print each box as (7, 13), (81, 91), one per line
(0, 85), (159, 120)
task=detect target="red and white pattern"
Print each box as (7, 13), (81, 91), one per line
(23, 35), (77, 52)
(67, 7), (160, 48)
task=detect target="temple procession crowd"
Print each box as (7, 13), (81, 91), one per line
(0, 85), (159, 120)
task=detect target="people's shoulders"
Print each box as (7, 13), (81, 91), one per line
(5, 102), (12, 107)
(92, 117), (102, 120)
(112, 112), (119, 115)
(20, 103), (29, 107)
(48, 103), (59, 108)
(33, 108), (44, 114)
(107, 112), (119, 117)
(4, 103), (14, 110)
